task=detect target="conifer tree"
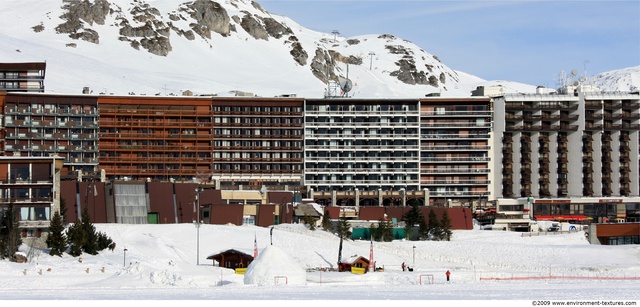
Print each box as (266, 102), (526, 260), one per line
(46, 211), (67, 256)
(427, 209), (442, 240)
(59, 198), (68, 225)
(321, 209), (332, 231)
(440, 211), (453, 241)
(66, 219), (85, 257)
(80, 207), (98, 255)
(0, 203), (22, 260)
(402, 201), (425, 240)
(335, 213), (351, 267)
(379, 219), (394, 242)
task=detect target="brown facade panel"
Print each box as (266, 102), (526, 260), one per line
(596, 223), (640, 237)
(257, 204), (277, 227)
(210, 204), (244, 225)
(359, 207), (387, 221)
(173, 183), (199, 223)
(148, 182), (178, 224)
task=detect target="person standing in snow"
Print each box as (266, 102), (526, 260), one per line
(401, 262), (406, 272)
(446, 270), (451, 282)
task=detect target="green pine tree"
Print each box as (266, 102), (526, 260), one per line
(427, 209), (442, 240)
(371, 221), (383, 242)
(321, 209), (332, 231)
(80, 207), (98, 255)
(402, 201), (425, 240)
(0, 203), (23, 260)
(335, 213), (352, 267)
(380, 219), (394, 242)
(46, 211), (67, 256)
(59, 198), (68, 225)
(440, 211), (453, 241)
(66, 219), (85, 257)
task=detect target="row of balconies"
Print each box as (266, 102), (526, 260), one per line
(305, 133), (419, 139)
(5, 108), (97, 116)
(421, 156), (490, 163)
(5, 132), (98, 140)
(303, 168), (420, 174)
(100, 132), (212, 139)
(99, 144), (213, 151)
(505, 124), (579, 131)
(421, 145), (490, 151)
(216, 134), (301, 139)
(421, 133), (490, 139)
(100, 156), (212, 162)
(305, 144), (417, 150)
(100, 108), (208, 116)
(306, 120), (419, 126)
(5, 144), (96, 151)
(214, 122), (303, 128)
(420, 121), (491, 128)
(304, 110), (415, 116)
(505, 113), (579, 121)
(505, 103), (579, 110)
(6, 119), (98, 128)
(420, 179), (490, 185)
(420, 110), (492, 117)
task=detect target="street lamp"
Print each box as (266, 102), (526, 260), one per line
(412, 245), (416, 267)
(194, 188), (201, 265)
(123, 248), (128, 267)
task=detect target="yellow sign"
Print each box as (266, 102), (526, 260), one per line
(351, 267), (366, 275)
(235, 268), (247, 275)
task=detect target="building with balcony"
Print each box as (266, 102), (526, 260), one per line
(0, 156), (63, 240)
(492, 86), (640, 225)
(0, 62), (46, 93)
(420, 97), (492, 206)
(211, 97), (304, 190)
(97, 95), (214, 182)
(0, 93), (99, 179)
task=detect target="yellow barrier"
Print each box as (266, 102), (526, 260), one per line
(351, 267), (366, 275)
(235, 268), (247, 275)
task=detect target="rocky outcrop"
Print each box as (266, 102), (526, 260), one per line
(178, 0), (230, 39)
(116, 1), (172, 56)
(55, 0), (112, 43)
(385, 44), (434, 86)
(240, 13), (268, 40)
(310, 48), (336, 83)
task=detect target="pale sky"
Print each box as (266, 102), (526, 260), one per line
(259, 0), (640, 87)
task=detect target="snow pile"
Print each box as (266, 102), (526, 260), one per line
(244, 245), (306, 286)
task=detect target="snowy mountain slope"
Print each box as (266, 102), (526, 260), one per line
(0, 0), (636, 98)
(590, 66), (640, 92)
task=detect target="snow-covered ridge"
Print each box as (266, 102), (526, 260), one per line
(0, 0), (637, 98)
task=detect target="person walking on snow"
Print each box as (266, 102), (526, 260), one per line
(402, 262), (406, 272)
(446, 270), (451, 282)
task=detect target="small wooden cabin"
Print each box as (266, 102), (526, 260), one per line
(206, 249), (254, 269)
(339, 255), (371, 273)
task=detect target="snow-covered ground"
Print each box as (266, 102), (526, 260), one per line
(0, 222), (638, 305)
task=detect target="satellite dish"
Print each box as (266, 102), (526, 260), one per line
(573, 81), (580, 86)
(338, 76), (353, 94)
(571, 69), (578, 76)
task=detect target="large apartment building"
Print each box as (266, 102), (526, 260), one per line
(0, 88), (638, 226)
(491, 86), (640, 225)
(0, 62), (46, 93)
